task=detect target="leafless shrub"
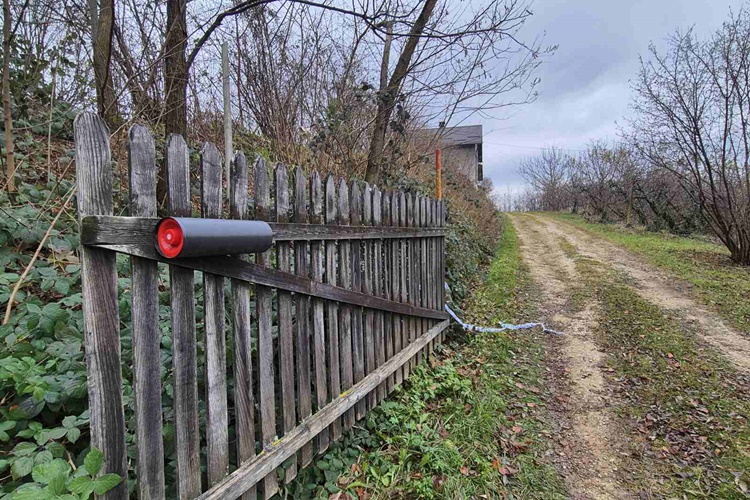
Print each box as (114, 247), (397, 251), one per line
(627, 8), (750, 264)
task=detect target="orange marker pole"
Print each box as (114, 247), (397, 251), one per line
(435, 148), (442, 200)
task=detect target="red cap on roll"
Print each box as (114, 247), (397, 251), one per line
(157, 218), (184, 258)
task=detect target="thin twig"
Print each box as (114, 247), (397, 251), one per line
(2, 187), (76, 325)
(66, 450), (77, 471)
(47, 60), (57, 178)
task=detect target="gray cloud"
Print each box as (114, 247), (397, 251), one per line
(472, 0), (746, 194)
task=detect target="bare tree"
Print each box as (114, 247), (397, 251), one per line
(366, 0), (553, 183)
(628, 9), (750, 264)
(365, 0), (437, 183)
(8, 0), (549, 198)
(517, 146), (571, 211)
(569, 141), (629, 222)
(541, 140), (704, 233)
(164, 0), (187, 138)
(90, 0), (118, 128)
(158, 0), (551, 185)
(236, 5), (332, 155)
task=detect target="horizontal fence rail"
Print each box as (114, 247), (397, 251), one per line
(80, 215), (446, 244)
(74, 112), (448, 500)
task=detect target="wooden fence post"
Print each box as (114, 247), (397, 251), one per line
(362, 183), (376, 411)
(430, 197), (436, 353)
(293, 166), (313, 467)
(275, 163), (297, 483)
(433, 198), (438, 343)
(166, 133), (202, 498)
(309, 172), (329, 453)
(372, 187), (386, 402)
(337, 179), (355, 429)
(254, 158), (279, 499)
(418, 196), (427, 363)
(381, 191), (394, 394)
(324, 175), (342, 441)
(398, 192), (409, 379)
(439, 201), (446, 343)
(202, 143), (230, 486)
(390, 193), (403, 387)
(230, 151), (257, 500)
(349, 181), (365, 419)
(128, 124), (165, 499)
(74, 112), (127, 500)
(407, 193), (417, 371)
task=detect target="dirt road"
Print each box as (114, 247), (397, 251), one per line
(508, 212), (750, 499)
(509, 213), (628, 499)
(525, 213), (750, 373)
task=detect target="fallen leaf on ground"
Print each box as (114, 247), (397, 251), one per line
(498, 465), (518, 476)
(511, 440), (530, 452)
(356, 486), (369, 499)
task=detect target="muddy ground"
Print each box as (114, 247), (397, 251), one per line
(508, 213), (749, 500)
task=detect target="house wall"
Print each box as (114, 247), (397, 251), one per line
(442, 145), (479, 183)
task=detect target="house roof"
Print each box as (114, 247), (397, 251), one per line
(417, 125), (482, 148)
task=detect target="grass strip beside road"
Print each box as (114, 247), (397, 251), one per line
(570, 252), (750, 498)
(548, 212), (750, 333)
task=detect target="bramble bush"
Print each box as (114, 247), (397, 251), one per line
(0, 174), (215, 496)
(0, 179), (120, 497)
(6, 448), (122, 500)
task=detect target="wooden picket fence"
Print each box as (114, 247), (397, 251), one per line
(73, 113), (449, 499)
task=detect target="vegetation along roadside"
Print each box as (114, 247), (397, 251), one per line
(548, 212), (750, 334)
(283, 216), (567, 499)
(566, 246), (750, 498)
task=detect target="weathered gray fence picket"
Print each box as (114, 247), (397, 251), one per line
(74, 112), (449, 500)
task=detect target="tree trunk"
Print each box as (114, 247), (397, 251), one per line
(3, 0), (14, 192)
(626, 183), (633, 226)
(379, 21), (394, 92)
(159, 0), (188, 205)
(729, 229), (750, 265)
(91, 0), (119, 129)
(364, 0), (437, 185)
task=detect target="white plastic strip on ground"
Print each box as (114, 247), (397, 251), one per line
(444, 303), (564, 335)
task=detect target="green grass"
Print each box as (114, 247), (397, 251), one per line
(462, 213), (525, 326)
(572, 256), (750, 498)
(548, 212), (750, 333)
(284, 215), (567, 499)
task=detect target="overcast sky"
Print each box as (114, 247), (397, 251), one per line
(480, 0), (746, 195)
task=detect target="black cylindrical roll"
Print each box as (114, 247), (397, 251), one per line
(156, 217), (273, 258)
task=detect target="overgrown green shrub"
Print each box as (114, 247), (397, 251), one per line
(0, 180), (106, 497)
(6, 448), (122, 500)
(1, 110), (501, 497)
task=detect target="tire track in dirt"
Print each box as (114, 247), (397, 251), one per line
(509, 214), (629, 500)
(530, 213), (750, 373)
